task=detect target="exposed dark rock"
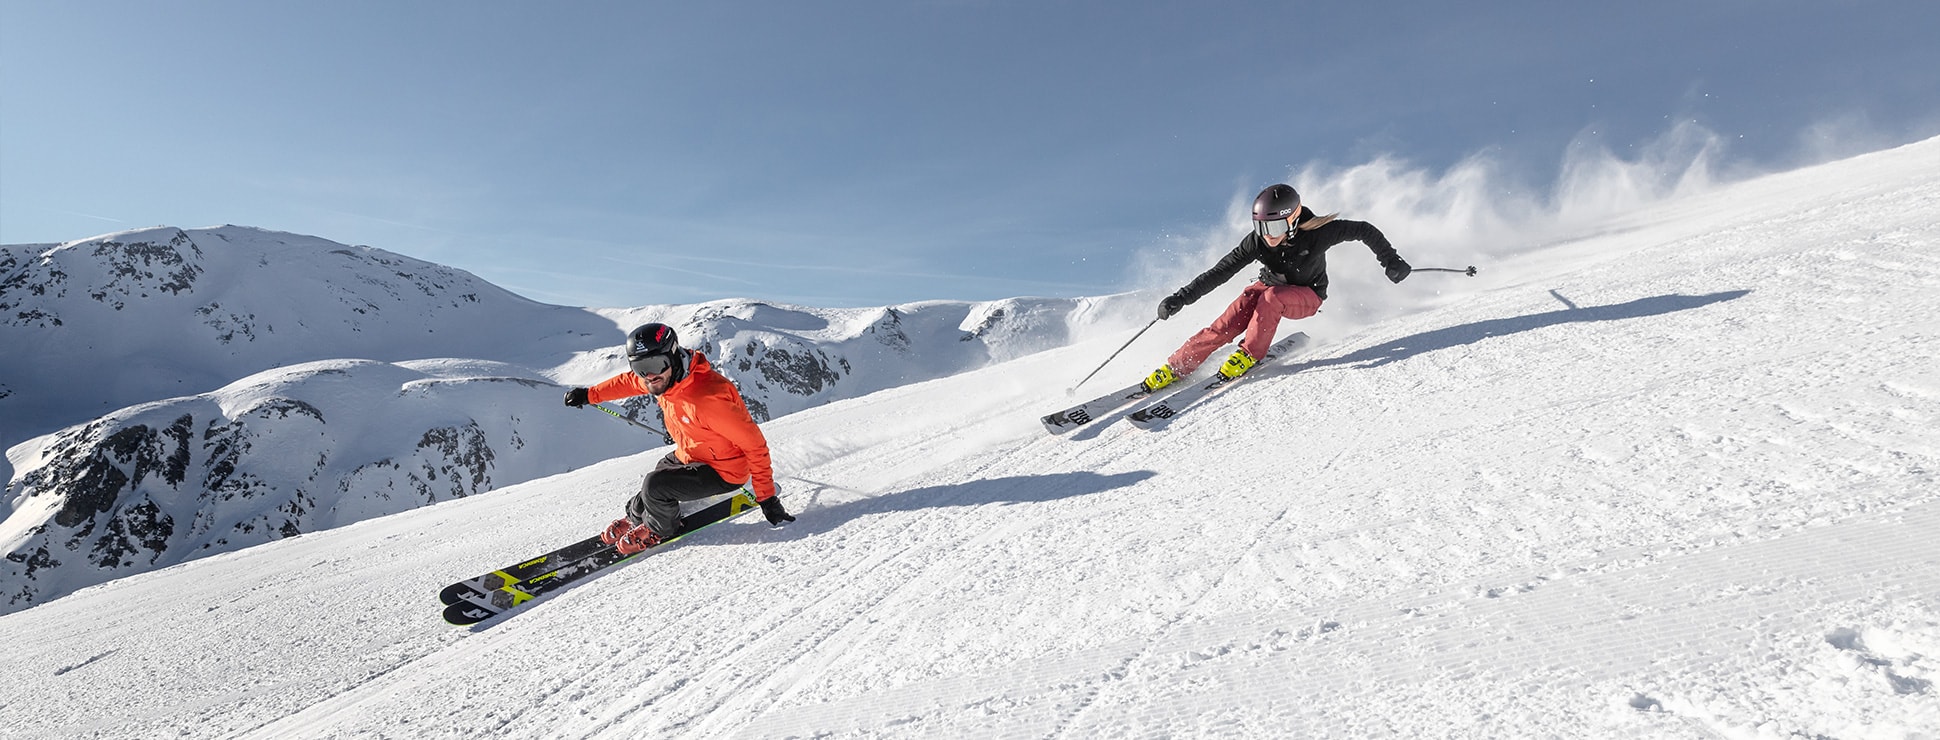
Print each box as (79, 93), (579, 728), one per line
(411, 423), (495, 502)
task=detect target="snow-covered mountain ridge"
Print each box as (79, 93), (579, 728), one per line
(0, 226), (1146, 615)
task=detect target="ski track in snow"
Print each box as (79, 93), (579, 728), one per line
(2, 138), (1938, 738)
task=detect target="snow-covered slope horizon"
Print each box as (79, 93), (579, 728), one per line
(1, 137), (1933, 737)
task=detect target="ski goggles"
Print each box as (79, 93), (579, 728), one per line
(628, 352), (676, 377)
(1254, 218), (1293, 239)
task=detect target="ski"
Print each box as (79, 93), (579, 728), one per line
(438, 534), (611, 606)
(1039, 381), (1157, 434)
(442, 489), (763, 626)
(1125, 332), (1311, 431)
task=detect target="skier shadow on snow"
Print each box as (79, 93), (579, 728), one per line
(1298, 289), (1751, 371)
(774, 470), (1159, 541)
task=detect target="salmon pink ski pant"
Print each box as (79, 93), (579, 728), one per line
(1167, 282), (1321, 374)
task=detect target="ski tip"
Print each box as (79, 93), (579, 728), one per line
(1040, 408), (1095, 434)
(442, 601), (500, 626)
(439, 582), (487, 606)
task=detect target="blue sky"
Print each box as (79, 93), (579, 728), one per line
(4, 1), (1937, 308)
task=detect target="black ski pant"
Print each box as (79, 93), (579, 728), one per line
(626, 452), (741, 538)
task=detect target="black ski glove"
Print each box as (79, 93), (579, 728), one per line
(760, 495), (795, 527)
(564, 387), (589, 408)
(1258, 268), (1291, 287)
(1157, 294), (1186, 320)
(1385, 259), (1412, 284)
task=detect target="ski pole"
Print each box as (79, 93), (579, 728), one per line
(587, 401), (666, 435)
(1068, 317), (1159, 394)
(1413, 265), (1479, 276)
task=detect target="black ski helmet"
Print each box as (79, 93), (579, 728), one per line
(625, 323), (687, 383)
(1252, 184), (1301, 222)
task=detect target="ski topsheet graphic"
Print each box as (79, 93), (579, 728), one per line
(1040, 381), (1157, 434)
(439, 534), (610, 606)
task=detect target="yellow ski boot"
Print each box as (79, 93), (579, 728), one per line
(1216, 348), (1258, 379)
(1141, 364), (1179, 392)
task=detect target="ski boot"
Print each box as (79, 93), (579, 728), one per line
(1217, 348), (1258, 379)
(614, 523), (664, 556)
(599, 518), (633, 545)
(1142, 364), (1179, 392)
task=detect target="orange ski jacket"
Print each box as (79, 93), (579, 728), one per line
(586, 351), (777, 501)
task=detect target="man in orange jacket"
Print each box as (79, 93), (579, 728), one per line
(564, 323), (793, 555)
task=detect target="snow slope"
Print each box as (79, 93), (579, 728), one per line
(1, 137), (1937, 738)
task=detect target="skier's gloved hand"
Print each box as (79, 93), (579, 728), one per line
(759, 494), (795, 527)
(1258, 269), (1291, 287)
(1157, 294), (1186, 320)
(564, 387), (589, 408)
(1385, 259), (1412, 284)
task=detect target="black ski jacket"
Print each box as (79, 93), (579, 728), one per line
(1170, 206), (1404, 304)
